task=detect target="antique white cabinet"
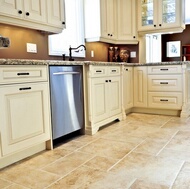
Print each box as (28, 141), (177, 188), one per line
(85, 0), (138, 44)
(0, 65), (51, 168)
(123, 66), (134, 110)
(0, 0), (65, 33)
(85, 65), (122, 135)
(137, 0), (185, 34)
(133, 66), (148, 107)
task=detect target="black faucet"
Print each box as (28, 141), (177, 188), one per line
(69, 44), (86, 61)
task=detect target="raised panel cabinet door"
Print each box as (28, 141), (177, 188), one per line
(91, 78), (109, 123)
(108, 76), (122, 117)
(134, 66), (148, 107)
(47, 0), (65, 28)
(100, 0), (116, 39)
(123, 67), (134, 110)
(0, 83), (50, 156)
(117, 0), (137, 42)
(0, 0), (22, 18)
(23, 0), (46, 23)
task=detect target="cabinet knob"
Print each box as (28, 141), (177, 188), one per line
(26, 12), (30, 16)
(154, 24), (156, 27)
(159, 24), (162, 27)
(62, 21), (65, 25)
(110, 34), (113, 37)
(108, 34), (110, 36)
(18, 10), (22, 14)
(109, 80), (111, 82)
(133, 36), (136, 38)
(105, 80), (108, 82)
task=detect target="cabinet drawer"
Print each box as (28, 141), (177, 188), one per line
(148, 92), (182, 110)
(108, 66), (120, 76)
(148, 65), (182, 74)
(148, 75), (182, 92)
(0, 66), (48, 84)
(89, 66), (107, 78)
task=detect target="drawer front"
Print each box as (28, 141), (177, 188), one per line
(108, 66), (120, 76)
(148, 92), (182, 109)
(148, 65), (182, 74)
(89, 66), (107, 78)
(148, 75), (182, 92)
(0, 66), (48, 84)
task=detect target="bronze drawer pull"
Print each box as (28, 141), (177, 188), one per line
(19, 87), (32, 91)
(17, 73), (30, 76)
(160, 69), (168, 71)
(96, 70), (102, 73)
(112, 70), (117, 72)
(160, 99), (168, 102)
(160, 82), (168, 84)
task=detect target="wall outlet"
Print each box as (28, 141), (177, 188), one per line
(27, 43), (37, 53)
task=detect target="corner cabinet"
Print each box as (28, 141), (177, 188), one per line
(0, 65), (51, 169)
(0, 0), (65, 33)
(84, 65), (123, 135)
(137, 0), (185, 34)
(84, 0), (138, 44)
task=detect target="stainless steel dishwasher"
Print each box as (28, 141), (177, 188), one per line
(49, 65), (84, 140)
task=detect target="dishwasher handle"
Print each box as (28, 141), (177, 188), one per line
(53, 71), (80, 75)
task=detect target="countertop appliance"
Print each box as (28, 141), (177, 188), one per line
(49, 65), (84, 140)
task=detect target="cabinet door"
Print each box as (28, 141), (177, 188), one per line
(47, 0), (65, 28)
(0, 83), (50, 156)
(117, 0), (138, 43)
(23, 0), (46, 23)
(123, 67), (134, 110)
(108, 76), (122, 117)
(134, 66), (148, 107)
(100, 0), (116, 40)
(91, 78), (109, 123)
(0, 0), (22, 18)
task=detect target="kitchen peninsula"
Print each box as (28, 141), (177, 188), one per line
(0, 59), (190, 169)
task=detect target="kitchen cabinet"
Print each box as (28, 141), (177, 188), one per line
(85, 65), (122, 135)
(0, 65), (51, 168)
(123, 66), (134, 110)
(0, 0), (65, 33)
(84, 0), (138, 44)
(117, 0), (138, 44)
(137, 0), (185, 34)
(147, 65), (183, 109)
(134, 66), (148, 107)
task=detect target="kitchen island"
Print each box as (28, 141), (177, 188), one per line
(0, 59), (190, 168)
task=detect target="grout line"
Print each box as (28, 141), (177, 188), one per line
(156, 130), (179, 156)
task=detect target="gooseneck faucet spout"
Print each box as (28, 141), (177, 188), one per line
(69, 44), (86, 61)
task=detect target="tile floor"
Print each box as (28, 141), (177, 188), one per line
(1, 113), (190, 188)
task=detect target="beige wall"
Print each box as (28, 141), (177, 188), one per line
(0, 23), (139, 63)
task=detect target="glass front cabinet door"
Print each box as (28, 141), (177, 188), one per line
(137, 0), (185, 34)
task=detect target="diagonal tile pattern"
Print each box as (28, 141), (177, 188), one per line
(1, 113), (190, 188)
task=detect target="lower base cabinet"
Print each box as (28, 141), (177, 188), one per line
(0, 82), (51, 156)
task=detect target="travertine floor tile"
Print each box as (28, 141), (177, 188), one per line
(0, 178), (12, 188)
(110, 152), (183, 186)
(42, 151), (94, 176)
(6, 184), (30, 189)
(130, 179), (169, 189)
(77, 138), (136, 159)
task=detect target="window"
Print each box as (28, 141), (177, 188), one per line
(48, 0), (85, 58)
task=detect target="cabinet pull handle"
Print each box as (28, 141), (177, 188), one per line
(160, 99), (168, 102)
(125, 68), (128, 71)
(109, 80), (111, 82)
(112, 70), (117, 72)
(133, 36), (136, 38)
(159, 24), (162, 27)
(160, 69), (168, 71)
(19, 87), (31, 91)
(105, 80), (108, 82)
(18, 10), (22, 14)
(96, 70), (102, 73)
(62, 21), (65, 25)
(26, 12), (30, 16)
(160, 82), (168, 84)
(154, 24), (156, 27)
(17, 72), (30, 76)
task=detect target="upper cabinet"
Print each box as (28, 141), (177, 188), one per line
(84, 0), (138, 44)
(137, 0), (185, 35)
(0, 0), (65, 33)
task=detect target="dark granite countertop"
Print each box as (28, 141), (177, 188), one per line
(0, 59), (190, 66)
